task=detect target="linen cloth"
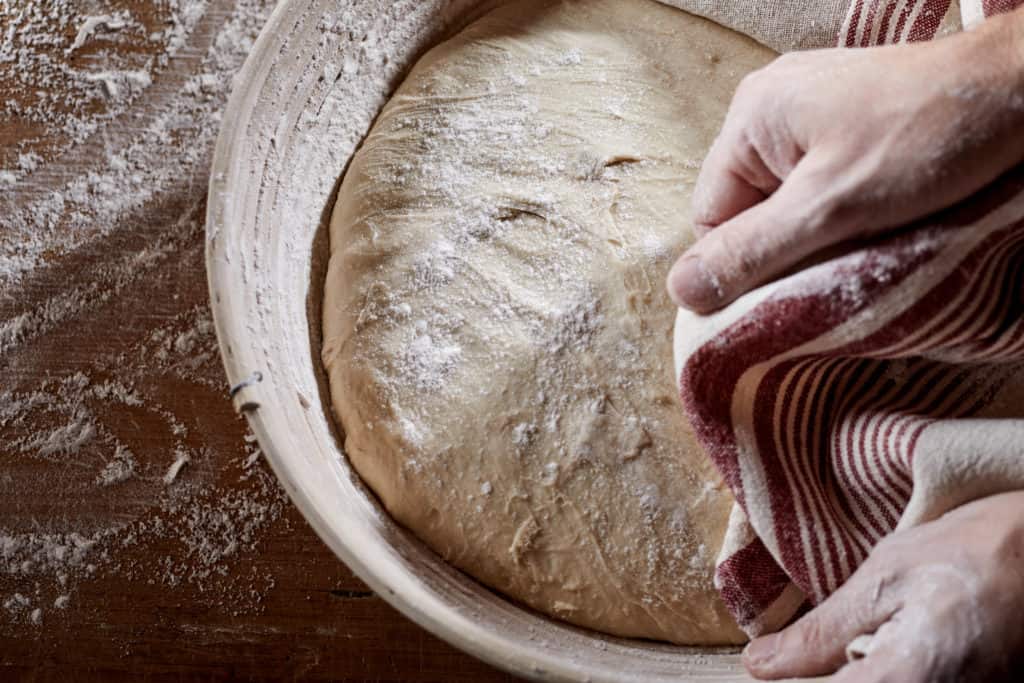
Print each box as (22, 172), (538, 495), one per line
(667, 0), (1024, 636)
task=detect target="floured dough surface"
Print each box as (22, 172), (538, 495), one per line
(322, 0), (774, 644)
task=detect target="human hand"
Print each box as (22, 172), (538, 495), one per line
(667, 9), (1024, 312)
(740, 491), (1024, 682)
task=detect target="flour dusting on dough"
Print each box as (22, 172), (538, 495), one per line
(323, 0), (777, 644)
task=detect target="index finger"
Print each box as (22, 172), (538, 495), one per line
(691, 89), (784, 236)
(691, 147), (764, 240)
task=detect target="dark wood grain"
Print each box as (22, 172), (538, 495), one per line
(0, 2), (518, 680)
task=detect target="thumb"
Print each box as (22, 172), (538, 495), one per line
(741, 568), (901, 680)
(667, 155), (852, 313)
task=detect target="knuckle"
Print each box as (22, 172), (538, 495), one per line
(710, 229), (762, 284)
(735, 71), (762, 97)
(771, 51), (801, 67)
(739, 54), (797, 97)
(733, 246), (766, 283)
(690, 178), (718, 226)
(858, 568), (902, 613)
(765, 52), (814, 85)
(692, 221), (714, 240)
(734, 69), (772, 109)
(790, 615), (830, 650)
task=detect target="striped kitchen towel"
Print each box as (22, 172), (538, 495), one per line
(664, 0), (1022, 51)
(671, 0), (1024, 637)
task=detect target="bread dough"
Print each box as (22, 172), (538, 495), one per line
(322, 0), (774, 644)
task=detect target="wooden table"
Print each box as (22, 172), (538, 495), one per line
(0, 1), (516, 680)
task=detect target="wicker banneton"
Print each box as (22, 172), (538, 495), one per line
(205, 1), (817, 680)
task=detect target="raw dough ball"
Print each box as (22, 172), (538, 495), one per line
(322, 0), (774, 644)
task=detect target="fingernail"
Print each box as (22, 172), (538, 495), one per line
(742, 633), (780, 668)
(667, 253), (724, 312)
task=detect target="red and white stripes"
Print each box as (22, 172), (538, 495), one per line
(840, 0), (1024, 44)
(840, 0), (956, 46)
(677, 0), (1024, 635)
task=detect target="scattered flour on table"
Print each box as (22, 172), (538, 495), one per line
(0, 0), (283, 630)
(0, 0), (268, 289)
(0, 306), (288, 627)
